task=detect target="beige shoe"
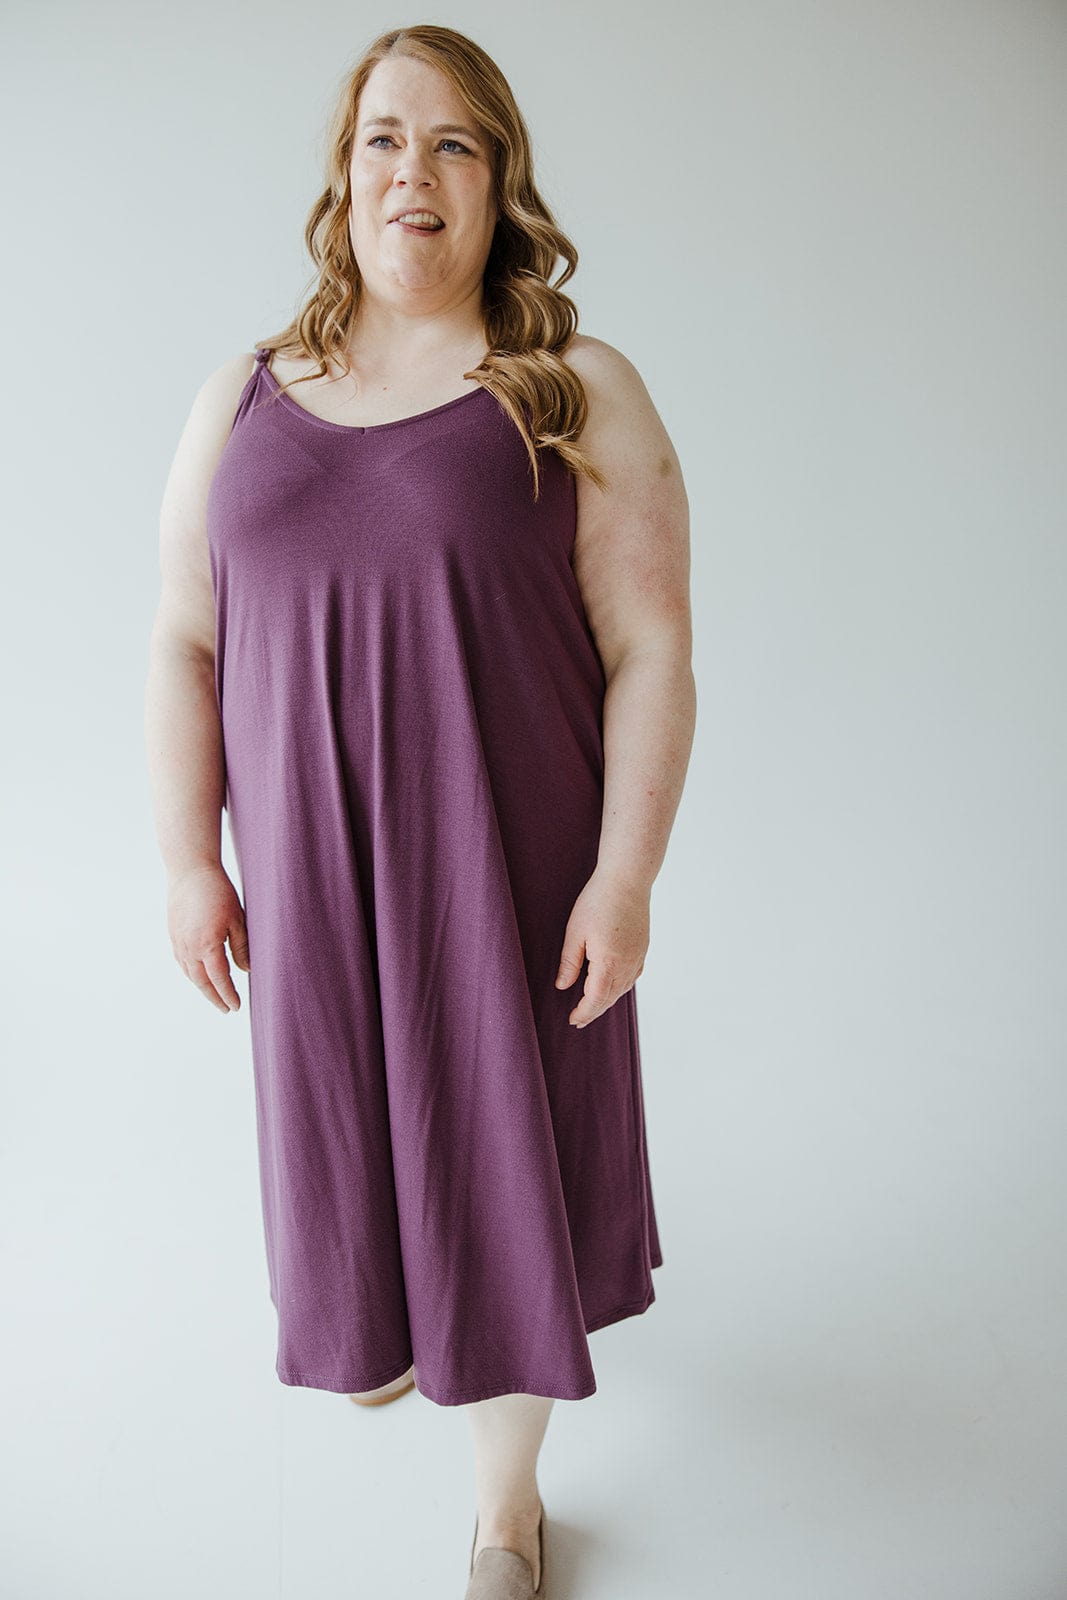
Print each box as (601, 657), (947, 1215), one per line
(347, 1367), (416, 1406)
(465, 1499), (545, 1598)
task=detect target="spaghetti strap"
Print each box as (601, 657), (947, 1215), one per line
(254, 346), (272, 366)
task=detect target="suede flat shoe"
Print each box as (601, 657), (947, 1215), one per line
(347, 1369), (416, 1406)
(465, 1499), (545, 1599)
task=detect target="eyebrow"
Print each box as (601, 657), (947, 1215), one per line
(360, 114), (481, 143)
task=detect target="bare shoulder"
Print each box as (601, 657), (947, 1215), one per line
(560, 333), (648, 413)
(560, 333), (680, 468)
(167, 349), (259, 462)
(197, 349), (260, 417)
(557, 334), (692, 675)
(164, 349), (258, 503)
(559, 331), (685, 491)
(153, 351), (258, 657)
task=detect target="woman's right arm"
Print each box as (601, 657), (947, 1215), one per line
(144, 352), (256, 1014)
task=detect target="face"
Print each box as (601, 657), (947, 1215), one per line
(349, 56), (499, 309)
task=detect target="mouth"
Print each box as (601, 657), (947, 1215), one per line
(389, 210), (445, 235)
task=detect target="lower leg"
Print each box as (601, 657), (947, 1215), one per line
(465, 1392), (552, 1589)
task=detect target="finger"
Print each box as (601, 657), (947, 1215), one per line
(555, 936), (586, 989)
(179, 955), (232, 1013)
(569, 960), (643, 1026)
(568, 959), (620, 1027)
(202, 946), (242, 1012)
(228, 919), (251, 972)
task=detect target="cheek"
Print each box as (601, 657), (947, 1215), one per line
(454, 177), (495, 224)
(350, 160), (384, 197)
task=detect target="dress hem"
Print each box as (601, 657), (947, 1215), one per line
(274, 1266), (662, 1405)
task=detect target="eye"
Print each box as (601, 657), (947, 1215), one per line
(367, 135), (471, 154)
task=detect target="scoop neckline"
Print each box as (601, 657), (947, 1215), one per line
(257, 357), (487, 435)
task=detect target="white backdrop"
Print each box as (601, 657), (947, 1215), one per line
(2, 2), (1065, 1597)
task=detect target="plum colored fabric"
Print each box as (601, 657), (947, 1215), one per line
(204, 347), (663, 1406)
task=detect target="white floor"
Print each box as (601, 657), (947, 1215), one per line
(8, 1129), (1067, 1600)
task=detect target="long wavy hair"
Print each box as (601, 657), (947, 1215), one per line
(256, 23), (608, 500)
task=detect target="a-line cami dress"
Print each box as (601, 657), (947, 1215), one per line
(205, 346), (663, 1406)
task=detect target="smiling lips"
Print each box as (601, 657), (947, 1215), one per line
(390, 209), (444, 232)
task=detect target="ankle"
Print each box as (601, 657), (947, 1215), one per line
(476, 1492), (542, 1533)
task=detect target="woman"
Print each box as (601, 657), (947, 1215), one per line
(145, 23), (695, 1599)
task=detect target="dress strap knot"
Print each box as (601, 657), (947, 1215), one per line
(254, 346), (272, 366)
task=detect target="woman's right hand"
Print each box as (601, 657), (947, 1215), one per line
(167, 863), (250, 1013)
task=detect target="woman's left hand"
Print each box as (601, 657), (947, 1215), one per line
(555, 866), (650, 1028)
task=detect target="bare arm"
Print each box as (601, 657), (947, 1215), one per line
(553, 335), (696, 1025)
(144, 352), (256, 1011)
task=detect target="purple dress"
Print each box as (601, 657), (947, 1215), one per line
(205, 346), (662, 1405)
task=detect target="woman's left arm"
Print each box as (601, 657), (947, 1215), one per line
(555, 336), (697, 1027)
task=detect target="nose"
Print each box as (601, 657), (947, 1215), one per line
(392, 142), (437, 191)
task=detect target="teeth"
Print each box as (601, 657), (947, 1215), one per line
(395, 211), (443, 229)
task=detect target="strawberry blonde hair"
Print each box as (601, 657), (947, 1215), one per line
(256, 22), (608, 499)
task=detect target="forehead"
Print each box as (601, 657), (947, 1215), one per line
(358, 55), (471, 123)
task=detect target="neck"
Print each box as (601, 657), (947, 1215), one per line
(345, 287), (488, 371)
